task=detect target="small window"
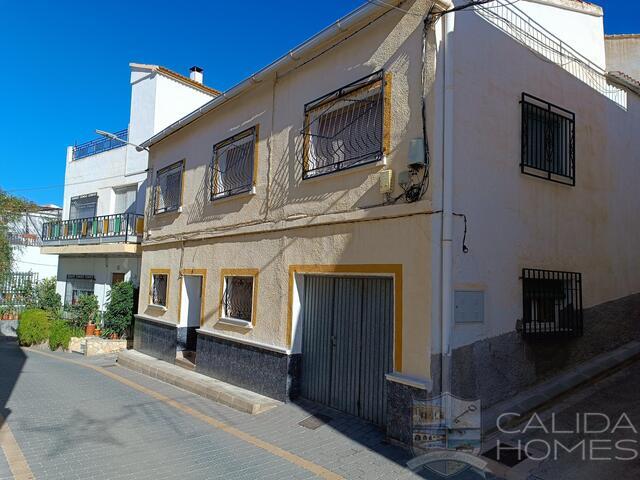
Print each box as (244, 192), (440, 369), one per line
(69, 194), (98, 220)
(151, 273), (168, 307)
(522, 268), (583, 338)
(154, 161), (183, 214)
(211, 127), (257, 200)
(64, 274), (95, 305)
(302, 71), (387, 179)
(222, 275), (255, 323)
(521, 93), (575, 185)
(115, 185), (137, 214)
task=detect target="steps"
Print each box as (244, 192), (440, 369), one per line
(118, 349), (280, 414)
(175, 350), (196, 371)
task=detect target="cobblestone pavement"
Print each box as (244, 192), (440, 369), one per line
(488, 358), (640, 480)
(2, 337), (490, 480)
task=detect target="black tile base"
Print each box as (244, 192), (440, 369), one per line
(195, 332), (300, 402)
(177, 326), (198, 351)
(385, 379), (429, 446)
(133, 316), (177, 364)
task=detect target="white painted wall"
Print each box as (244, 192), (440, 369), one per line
(515, 0), (606, 68)
(446, 8), (640, 349)
(55, 256), (141, 311)
(179, 275), (202, 327)
(606, 35), (640, 80)
(13, 246), (58, 280)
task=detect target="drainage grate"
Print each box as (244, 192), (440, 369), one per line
(298, 413), (333, 430)
(101, 364), (118, 368)
(482, 444), (527, 467)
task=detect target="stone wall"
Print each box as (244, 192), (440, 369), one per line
(0, 320), (18, 337)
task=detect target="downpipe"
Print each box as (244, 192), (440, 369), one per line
(440, 9), (455, 396)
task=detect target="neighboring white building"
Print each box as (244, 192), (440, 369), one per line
(41, 64), (218, 310)
(9, 206), (61, 282)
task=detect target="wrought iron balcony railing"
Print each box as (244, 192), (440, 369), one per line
(42, 213), (144, 246)
(72, 128), (128, 160)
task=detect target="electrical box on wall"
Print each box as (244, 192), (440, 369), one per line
(454, 290), (484, 324)
(408, 138), (426, 168)
(379, 169), (393, 194)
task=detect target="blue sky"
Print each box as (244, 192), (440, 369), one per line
(0, 0), (635, 206)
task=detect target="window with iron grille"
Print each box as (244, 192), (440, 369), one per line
(64, 274), (95, 306)
(154, 161), (183, 214)
(222, 276), (254, 322)
(69, 193), (98, 220)
(521, 268), (583, 338)
(301, 71), (386, 179)
(211, 127), (257, 200)
(521, 93), (576, 185)
(151, 273), (168, 307)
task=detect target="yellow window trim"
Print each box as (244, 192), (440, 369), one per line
(302, 71), (392, 175)
(287, 264), (403, 372)
(218, 268), (259, 326)
(149, 268), (171, 309)
(383, 72), (392, 155)
(178, 268), (208, 327)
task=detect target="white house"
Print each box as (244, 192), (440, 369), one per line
(8, 205), (61, 282)
(41, 64), (218, 311)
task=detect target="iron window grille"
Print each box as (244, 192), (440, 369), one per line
(222, 276), (254, 322)
(521, 93), (576, 185)
(154, 161), (183, 214)
(521, 268), (583, 338)
(301, 71), (386, 179)
(210, 127), (257, 200)
(64, 274), (95, 306)
(69, 193), (98, 220)
(151, 274), (168, 307)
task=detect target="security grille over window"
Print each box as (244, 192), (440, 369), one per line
(301, 71), (385, 179)
(521, 93), (575, 185)
(211, 127), (256, 200)
(151, 274), (168, 307)
(222, 276), (253, 322)
(522, 268), (583, 338)
(154, 161), (183, 214)
(64, 274), (95, 306)
(69, 193), (98, 220)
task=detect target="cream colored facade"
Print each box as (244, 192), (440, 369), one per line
(140, 0), (438, 379)
(138, 0), (640, 407)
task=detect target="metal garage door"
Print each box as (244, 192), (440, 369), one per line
(301, 275), (394, 426)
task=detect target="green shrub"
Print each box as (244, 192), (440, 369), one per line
(16, 309), (51, 346)
(68, 294), (99, 329)
(103, 281), (134, 338)
(49, 319), (73, 351)
(35, 277), (62, 316)
(69, 326), (85, 338)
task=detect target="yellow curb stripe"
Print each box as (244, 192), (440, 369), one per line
(0, 414), (35, 480)
(27, 349), (343, 480)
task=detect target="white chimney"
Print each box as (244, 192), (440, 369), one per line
(189, 66), (203, 84)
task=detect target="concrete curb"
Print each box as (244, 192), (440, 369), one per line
(482, 341), (640, 433)
(117, 349), (280, 415)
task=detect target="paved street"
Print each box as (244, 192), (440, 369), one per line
(488, 358), (640, 479)
(0, 337), (432, 480)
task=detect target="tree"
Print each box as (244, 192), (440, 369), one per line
(103, 281), (134, 338)
(0, 189), (37, 284)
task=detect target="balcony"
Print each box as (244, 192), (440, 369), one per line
(73, 128), (128, 160)
(41, 213), (144, 254)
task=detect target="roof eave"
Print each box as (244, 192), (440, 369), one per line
(142, 0), (452, 149)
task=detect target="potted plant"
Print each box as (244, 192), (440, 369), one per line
(70, 294), (99, 337)
(103, 282), (134, 341)
(85, 321), (96, 336)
